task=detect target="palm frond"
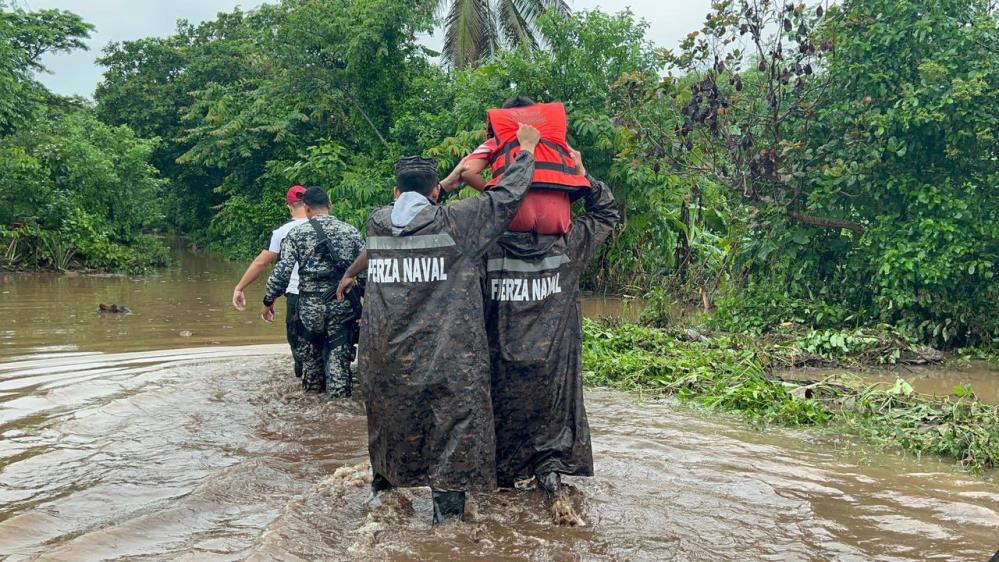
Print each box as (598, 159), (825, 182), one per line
(440, 0), (572, 67)
(540, 0), (572, 18)
(442, 0), (498, 68)
(509, 0), (572, 24)
(498, 0), (539, 50)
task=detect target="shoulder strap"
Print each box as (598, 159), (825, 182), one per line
(308, 217), (363, 318)
(309, 217), (337, 260)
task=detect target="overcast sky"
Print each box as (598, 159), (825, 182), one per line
(22, 0), (712, 98)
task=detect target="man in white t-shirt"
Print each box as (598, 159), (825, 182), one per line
(232, 185), (309, 377)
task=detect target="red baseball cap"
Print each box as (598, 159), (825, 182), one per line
(286, 185), (307, 204)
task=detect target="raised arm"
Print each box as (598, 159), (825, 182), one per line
(447, 124), (540, 256)
(567, 177), (620, 262)
(441, 157), (489, 193)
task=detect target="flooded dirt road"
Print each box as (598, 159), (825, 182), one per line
(1, 350), (997, 561)
(1, 246), (997, 560)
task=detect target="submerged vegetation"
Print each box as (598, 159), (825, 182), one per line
(582, 320), (999, 472)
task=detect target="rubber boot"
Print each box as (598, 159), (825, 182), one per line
(431, 490), (466, 526)
(537, 471), (562, 501)
(366, 472), (393, 505)
(371, 473), (393, 494)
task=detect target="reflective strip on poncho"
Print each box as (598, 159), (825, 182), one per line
(485, 178), (619, 486)
(359, 152), (536, 492)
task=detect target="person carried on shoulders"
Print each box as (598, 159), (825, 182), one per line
(439, 96), (589, 236)
(353, 123), (541, 526)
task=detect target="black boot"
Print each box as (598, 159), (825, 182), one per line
(537, 471), (562, 501)
(431, 490), (466, 526)
(368, 472), (392, 499)
(371, 473), (393, 493)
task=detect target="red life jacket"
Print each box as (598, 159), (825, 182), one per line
(485, 102), (591, 192)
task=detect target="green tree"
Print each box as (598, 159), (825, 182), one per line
(0, 2), (92, 135)
(434, 0), (570, 68)
(96, 9), (278, 234)
(804, 0), (999, 345)
(2, 7), (92, 69)
(1, 3), (167, 272)
(642, 0), (998, 346)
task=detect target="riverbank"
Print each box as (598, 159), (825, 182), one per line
(582, 320), (999, 472)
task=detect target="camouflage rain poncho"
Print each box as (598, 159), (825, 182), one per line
(360, 152), (536, 492)
(484, 178), (619, 486)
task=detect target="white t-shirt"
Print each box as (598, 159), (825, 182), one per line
(269, 218), (307, 294)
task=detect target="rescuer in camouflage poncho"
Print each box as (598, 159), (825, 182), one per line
(263, 187), (363, 398)
(345, 124), (540, 526)
(485, 150), (619, 510)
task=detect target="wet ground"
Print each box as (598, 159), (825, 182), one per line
(1, 245), (997, 560)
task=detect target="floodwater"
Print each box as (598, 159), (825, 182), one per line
(0, 244), (641, 358)
(1, 246), (998, 561)
(782, 365), (999, 405)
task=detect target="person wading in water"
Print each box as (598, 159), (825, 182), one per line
(262, 187), (363, 398)
(484, 147), (619, 525)
(341, 124), (540, 525)
(232, 185), (309, 378)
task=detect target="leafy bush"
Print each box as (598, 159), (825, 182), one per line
(0, 107), (169, 272)
(583, 320), (999, 471)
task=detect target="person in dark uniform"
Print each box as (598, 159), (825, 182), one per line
(262, 187), (363, 398)
(484, 148), (619, 518)
(344, 124), (540, 525)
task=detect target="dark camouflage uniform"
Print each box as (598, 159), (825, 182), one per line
(265, 215), (363, 398)
(485, 178), (619, 486)
(360, 152), (536, 493)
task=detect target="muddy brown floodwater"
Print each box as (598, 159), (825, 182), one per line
(782, 365), (999, 405)
(1, 244), (997, 561)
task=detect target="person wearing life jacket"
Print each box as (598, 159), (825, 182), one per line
(347, 124), (540, 526)
(440, 97), (589, 236)
(484, 147), (619, 525)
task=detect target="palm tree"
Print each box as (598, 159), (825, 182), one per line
(433, 0), (571, 68)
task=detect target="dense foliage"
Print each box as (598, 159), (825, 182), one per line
(0, 2), (168, 272)
(4, 0), (995, 347)
(615, 0), (998, 347)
